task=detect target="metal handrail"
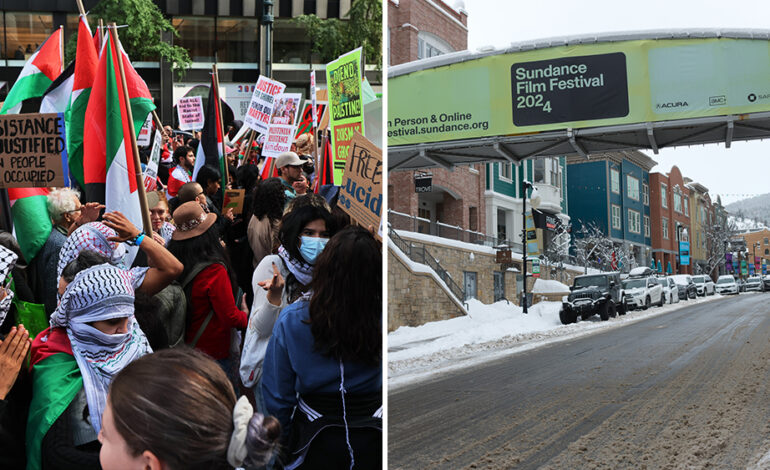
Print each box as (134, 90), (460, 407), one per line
(388, 225), (466, 301)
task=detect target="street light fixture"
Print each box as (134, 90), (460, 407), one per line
(521, 180), (541, 314)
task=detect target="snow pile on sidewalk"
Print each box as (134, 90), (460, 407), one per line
(388, 293), (731, 389)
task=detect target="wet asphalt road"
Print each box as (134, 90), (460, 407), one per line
(388, 293), (770, 469)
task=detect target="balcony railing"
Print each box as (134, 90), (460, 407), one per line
(388, 210), (523, 253)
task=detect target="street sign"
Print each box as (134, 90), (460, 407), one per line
(496, 249), (512, 264)
(414, 174), (433, 193)
(679, 241), (690, 266)
(532, 258), (540, 278)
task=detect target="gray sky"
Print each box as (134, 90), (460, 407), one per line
(464, 0), (770, 205)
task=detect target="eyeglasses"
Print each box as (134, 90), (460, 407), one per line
(63, 207), (82, 214)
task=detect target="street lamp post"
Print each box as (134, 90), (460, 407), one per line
(521, 180), (540, 314)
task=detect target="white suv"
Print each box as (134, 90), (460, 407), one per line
(622, 273), (664, 310)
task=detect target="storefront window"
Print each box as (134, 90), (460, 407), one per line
(173, 16), (215, 62)
(273, 19), (311, 64)
(216, 17), (258, 63)
(4, 12), (55, 60)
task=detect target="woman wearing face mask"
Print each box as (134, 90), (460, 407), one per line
(26, 263), (152, 470)
(240, 205), (335, 410)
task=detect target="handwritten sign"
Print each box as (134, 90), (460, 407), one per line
(137, 113), (153, 147)
(0, 113), (67, 188)
(223, 189), (245, 215)
(244, 76), (286, 134)
(338, 131), (382, 239)
(176, 95), (204, 131)
(262, 93), (302, 158)
(296, 102), (327, 137)
(144, 129), (163, 192)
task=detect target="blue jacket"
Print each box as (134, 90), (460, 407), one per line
(261, 300), (381, 439)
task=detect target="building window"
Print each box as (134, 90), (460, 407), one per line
(661, 183), (668, 208)
(499, 162), (512, 182)
(628, 209), (641, 234)
(549, 159), (561, 189)
(304, 0), (317, 14)
(643, 183), (649, 205)
(684, 199), (689, 216)
(766, 249), (769, 255)
(611, 205), (621, 230)
(765, 238), (769, 245)
(327, 0), (341, 18)
(644, 215), (650, 237)
(610, 168), (620, 194)
(417, 32), (453, 60)
(469, 207), (478, 232)
(173, 17), (216, 62)
(673, 189), (682, 213)
(273, 19), (312, 64)
(662, 217), (669, 239)
(216, 17), (259, 63)
(533, 159), (545, 183)
(4, 12), (55, 61)
(627, 175), (640, 201)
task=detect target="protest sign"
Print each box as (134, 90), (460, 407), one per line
(137, 113), (153, 147)
(317, 89), (330, 129)
(177, 95), (205, 131)
(296, 102), (328, 137)
(223, 189), (245, 215)
(262, 93), (302, 158)
(326, 48), (364, 185)
(0, 113), (67, 188)
(338, 131), (382, 239)
(244, 76), (286, 134)
(143, 129), (163, 192)
(310, 71), (318, 128)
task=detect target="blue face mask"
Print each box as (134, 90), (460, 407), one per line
(299, 236), (329, 265)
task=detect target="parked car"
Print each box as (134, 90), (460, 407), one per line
(691, 275), (715, 296)
(560, 272), (627, 324)
(764, 274), (770, 291)
(745, 276), (765, 292)
(670, 274), (697, 300)
(715, 275), (739, 295)
(657, 277), (680, 304)
(622, 274), (664, 310)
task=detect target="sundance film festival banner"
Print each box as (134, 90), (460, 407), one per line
(327, 48), (364, 185)
(0, 113), (67, 188)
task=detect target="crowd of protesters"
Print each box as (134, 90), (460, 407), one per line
(0, 120), (382, 469)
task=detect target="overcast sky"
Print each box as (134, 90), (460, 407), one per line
(463, 0), (770, 205)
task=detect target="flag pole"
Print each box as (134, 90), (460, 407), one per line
(75, 0), (86, 15)
(211, 64), (229, 189)
(109, 23), (153, 237)
(241, 129), (256, 168)
(98, 19), (104, 45)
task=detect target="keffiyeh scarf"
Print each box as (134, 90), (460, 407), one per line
(159, 221), (176, 244)
(50, 263), (151, 433)
(0, 245), (17, 325)
(56, 222), (127, 281)
(277, 245), (313, 287)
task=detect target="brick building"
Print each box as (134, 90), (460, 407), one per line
(388, 0), (468, 66)
(650, 166), (692, 275)
(736, 228), (770, 276)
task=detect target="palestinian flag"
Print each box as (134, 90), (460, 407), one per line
(66, 15), (100, 190)
(316, 132), (335, 189)
(193, 76), (227, 196)
(8, 188), (53, 262)
(260, 157), (281, 180)
(1, 28), (62, 115)
(39, 61), (74, 114)
(82, 29), (154, 232)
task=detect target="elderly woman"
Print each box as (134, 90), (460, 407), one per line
(26, 262), (153, 470)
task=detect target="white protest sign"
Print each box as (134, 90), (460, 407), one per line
(143, 129), (163, 192)
(310, 71), (318, 128)
(137, 113), (153, 147)
(244, 76), (286, 134)
(261, 93), (302, 158)
(176, 95), (205, 131)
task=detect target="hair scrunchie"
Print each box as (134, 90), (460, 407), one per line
(227, 395), (254, 467)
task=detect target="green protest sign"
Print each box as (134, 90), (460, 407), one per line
(326, 47), (364, 185)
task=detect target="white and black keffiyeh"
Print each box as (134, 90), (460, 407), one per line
(277, 245), (313, 287)
(159, 221), (176, 244)
(0, 245), (17, 325)
(50, 263), (151, 433)
(56, 222), (128, 282)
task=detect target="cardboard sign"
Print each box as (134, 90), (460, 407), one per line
(144, 129), (163, 192)
(326, 48), (364, 185)
(137, 113), (153, 147)
(338, 132), (382, 239)
(0, 113), (67, 188)
(296, 102), (328, 137)
(262, 93), (302, 158)
(223, 189), (245, 215)
(317, 89), (330, 129)
(244, 76), (286, 134)
(177, 95), (205, 131)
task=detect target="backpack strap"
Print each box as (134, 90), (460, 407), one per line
(180, 262), (223, 348)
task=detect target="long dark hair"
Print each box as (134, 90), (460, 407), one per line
(250, 177), (285, 222)
(109, 348), (280, 470)
(278, 205), (335, 263)
(308, 226), (381, 365)
(167, 225), (233, 283)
